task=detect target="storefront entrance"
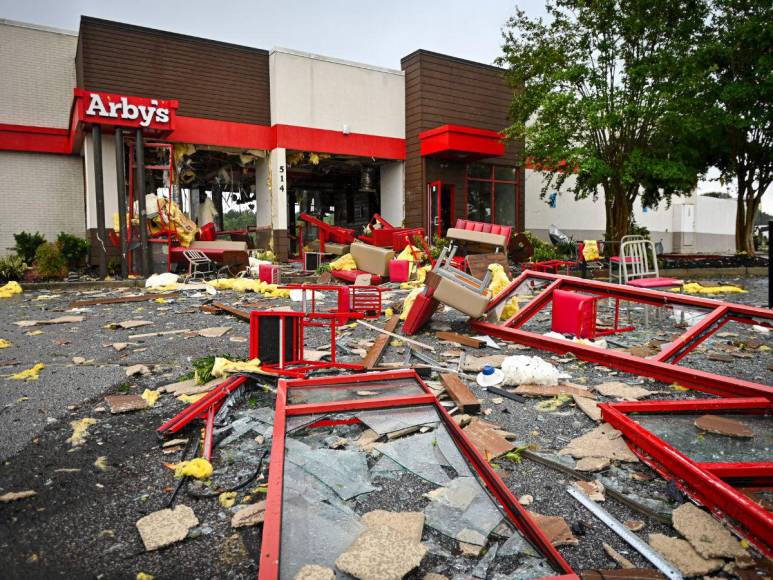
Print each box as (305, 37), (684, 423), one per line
(427, 180), (456, 239)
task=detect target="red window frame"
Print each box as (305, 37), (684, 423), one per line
(599, 398), (773, 557)
(464, 163), (519, 226)
(258, 369), (576, 579)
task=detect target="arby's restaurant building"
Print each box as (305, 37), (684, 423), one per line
(0, 17), (524, 266)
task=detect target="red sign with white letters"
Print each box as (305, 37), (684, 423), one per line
(74, 88), (179, 131)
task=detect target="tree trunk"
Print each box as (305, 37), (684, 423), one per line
(603, 183), (632, 253)
(734, 181), (760, 256)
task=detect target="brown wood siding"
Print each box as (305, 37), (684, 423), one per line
(401, 50), (524, 231)
(77, 17), (270, 125)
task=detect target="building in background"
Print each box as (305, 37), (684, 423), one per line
(0, 17), (524, 267)
(524, 169), (737, 254)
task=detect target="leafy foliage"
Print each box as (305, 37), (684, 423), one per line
(33, 242), (67, 280)
(499, 0), (709, 242)
(13, 231), (46, 264)
(697, 0), (773, 253)
(223, 210), (257, 231)
(57, 232), (90, 271)
(0, 255), (27, 282)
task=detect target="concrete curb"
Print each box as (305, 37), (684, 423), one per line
(21, 279), (147, 291)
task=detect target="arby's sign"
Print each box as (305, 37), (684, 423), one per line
(74, 89), (179, 130)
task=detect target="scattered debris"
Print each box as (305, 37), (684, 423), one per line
(574, 395), (602, 421)
(110, 320), (153, 330)
(0, 490), (37, 503)
(671, 503), (748, 559)
(528, 511), (579, 546)
(648, 533), (724, 577)
(461, 354), (508, 372)
(14, 315), (83, 327)
(361, 510), (425, 542)
(519, 494), (534, 506)
(514, 383), (595, 399)
(463, 417), (516, 459)
(559, 424), (639, 462)
(141, 389), (159, 407)
(10, 362), (44, 381)
(94, 456), (108, 471)
(573, 480), (605, 501)
(624, 520), (645, 532)
(294, 565), (335, 580)
(603, 542), (635, 569)
(502, 355), (562, 386)
(170, 458), (213, 480)
(125, 364), (151, 377)
(335, 524), (427, 580)
(104, 395), (148, 414)
(231, 500), (267, 528)
(67, 418), (97, 446)
(68, 293), (179, 308)
(135, 505), (198, 551)
(439, 373), (480, 413)
(693, 415), (754, 438)
(436, 331), (484, 348)
(363, 315), (400, 369)
(129, 329), (191, 339)
(593, 381), (653, 401)
(358, 319), (435, 352)
(218, 491), (237, 508)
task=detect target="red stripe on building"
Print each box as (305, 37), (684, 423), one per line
(166, 116), (273, 150)
(0, 123), (72, 154)
(272, 124), (405, 160)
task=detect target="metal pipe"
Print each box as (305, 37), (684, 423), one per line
(114, 128), (128, 278)
(92, 125), (107, 278)
(135, 128), (150, 276)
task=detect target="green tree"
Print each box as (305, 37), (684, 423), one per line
(701, 0), (772, 254)
(499, 0), (709, 243)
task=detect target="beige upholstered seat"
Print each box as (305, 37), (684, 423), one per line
(446, 228), (507, 249)
(308, 240), (350, 256)
(350, 242), (395, 277)
(432, 276), (490, 318)
(190, 240), (248, 252)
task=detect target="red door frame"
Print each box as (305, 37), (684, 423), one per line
(470, 270), (773, 399)
(599, 398), (773, 557)
(427, 180), (441, 238)
(258, 369), (577, 580)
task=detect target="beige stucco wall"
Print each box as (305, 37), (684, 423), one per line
(269, 48), (405, 139)
(0, 20), (77, 128)
(0, 151), (85, 257)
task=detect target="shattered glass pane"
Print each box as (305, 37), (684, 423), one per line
(286, 413), (330, 433)
(280, 480), (365, 578)
(472, 541), (499, 578)
(498, 528), (539, 558)
(374, 430), (452, 485)
(288, 377), (425, 404)
(491, 558), (556, 579)
(357, 405), (439, 435)
(424, 477), (504, 545)
(286, 438), (376, 500)
(370, 454), (404, 477)
(215, 407), (275, 446)
(634, 412), (772, 463)
(434, 426), (473, 478)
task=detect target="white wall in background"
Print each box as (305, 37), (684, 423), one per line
(379, 161), (405, 225)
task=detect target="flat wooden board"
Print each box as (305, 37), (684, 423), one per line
(209, 302), (250, 321)
(436, 331), (484, 349)
(466, 253), (510, 281)
(68, 292), (179, 308)
(440, 373), (481, 412)
(462, 417), (514, 459)
(362, 315), (401, 370)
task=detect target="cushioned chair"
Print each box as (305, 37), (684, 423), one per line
(331, 242), (394, 285)
(445, 219), (513, 251)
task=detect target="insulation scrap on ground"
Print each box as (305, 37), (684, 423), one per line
(0, 281), (22, 298)
(206, 278), (290, 298)
(170, 457), (213, 480)
(10, 362), (44, 381)
(67, 418), (97, 446)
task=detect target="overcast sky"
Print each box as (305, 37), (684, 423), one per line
(0, 0), (544, 69)
(1, 0), (769, 213)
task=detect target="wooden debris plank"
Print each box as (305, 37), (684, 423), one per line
(68, 293), (179, 308)
(209, 302), (251, 321)
(363, 315), (400, 370)
(435, 332), (484, 349)
(465, 253), (510, 281)
(440, 373), (481, 413)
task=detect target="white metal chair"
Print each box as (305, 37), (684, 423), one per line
(609, 235), (645, 283)
(620, 239), (683, 325)
(182, 249), (229, 281)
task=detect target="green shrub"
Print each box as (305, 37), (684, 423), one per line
(13, 231), (46, 264)
(107, 257), (121, 276)
(0, 255), (27, 282)
(57, 233), (90, 270)
(33, 243), (67, 280)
